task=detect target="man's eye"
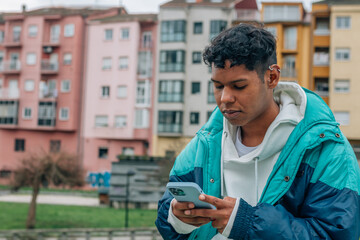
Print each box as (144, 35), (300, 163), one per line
(215, 85), (224, 89)
(234, 85), (246, 90)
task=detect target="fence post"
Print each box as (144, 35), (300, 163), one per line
(130, 230), (136, 240)
(86, 231), (91, 240)
(108, 231), (113, 240)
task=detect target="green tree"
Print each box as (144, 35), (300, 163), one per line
(11, 151), (85, 229)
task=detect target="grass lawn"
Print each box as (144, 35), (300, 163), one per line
(0, 202), (157, 230)
(0, 185), (98, 197)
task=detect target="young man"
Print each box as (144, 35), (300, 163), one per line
(155, 24), (360, 239)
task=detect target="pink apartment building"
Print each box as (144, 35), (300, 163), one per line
(82, 14), (157, 174)
(0, 7), (123, 183)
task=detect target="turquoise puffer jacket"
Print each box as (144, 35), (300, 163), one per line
(156, 89), (360, 240)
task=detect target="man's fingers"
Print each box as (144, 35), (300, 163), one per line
(199, 194), (225, 208)
(172, 199), (195, 210)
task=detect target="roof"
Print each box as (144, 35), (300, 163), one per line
(160, 0), (237, 8)
(313, 0), (360, 5)
(94, 13), (157, 23)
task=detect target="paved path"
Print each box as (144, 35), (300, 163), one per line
(0, 193), (99, 206)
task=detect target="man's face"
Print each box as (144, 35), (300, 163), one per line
(211, 61), (274, 127)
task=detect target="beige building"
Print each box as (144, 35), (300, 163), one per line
(310, 0), (360, 159)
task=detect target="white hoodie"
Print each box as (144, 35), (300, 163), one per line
(168, 82), (307, 239)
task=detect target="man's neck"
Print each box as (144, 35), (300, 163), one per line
(240, 101), (280, 147)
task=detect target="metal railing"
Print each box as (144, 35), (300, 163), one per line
(2, 61), (21, 72)
(41, 60), (59, 72)
(0, 228), (162, 240)
(0, 88), (19, 99)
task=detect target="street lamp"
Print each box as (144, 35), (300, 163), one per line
(125, 170), (135, 228)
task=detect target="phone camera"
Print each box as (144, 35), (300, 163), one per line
(169, 188), (185, 196)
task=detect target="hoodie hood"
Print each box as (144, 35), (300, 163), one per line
(221, 82), (307, 204)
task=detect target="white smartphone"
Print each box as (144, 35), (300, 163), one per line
(166, 182), (215, 209)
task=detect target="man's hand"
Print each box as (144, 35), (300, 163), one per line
(183, 194), (236, 233)
(171, 199), (212, 227)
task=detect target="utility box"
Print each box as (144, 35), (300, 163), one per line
(109, 156), (166, 209)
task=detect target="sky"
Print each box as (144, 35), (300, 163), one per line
(0, 0), (316, 13)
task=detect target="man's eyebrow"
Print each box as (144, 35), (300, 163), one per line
(210, 78), (247, 83)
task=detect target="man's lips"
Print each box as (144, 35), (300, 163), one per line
(222, 110), (242, 119)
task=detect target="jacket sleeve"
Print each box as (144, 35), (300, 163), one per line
(155, 136), (203, 240)
(228, 145), (360, 240)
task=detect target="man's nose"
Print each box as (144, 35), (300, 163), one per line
(221, 87), (235, 103)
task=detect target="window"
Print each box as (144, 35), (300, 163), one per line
(23, 108), (32, 119)
(26, 53), (37, 65)
(282, 55), (296, 78)
(266, 27), (277, 37)
(192, 52), (202, 64)
(95, 115), (108, 127)
(50, 140), (61, 153)
(24, 80), (35, 91)
(208, 81), (216, 103)
(336, 16), (351, 29)
(118, 56), (128, 70)
(102, 57), (112, 70)
(28, 25), (38, 37)
(284, 27), (297, 50)
(190, 112), (199, 124)
(59, 108), (69, 120)
(61, 80), (71, 93)
(335, 48), (350, 61)
(194, 22), (203, 34)
(0, 170), (11, 179)
(122, 147), (134, 156)
(98, 147), (108, 159)
(114, 115), (127, 128)
(263, 5), (300, 22)
(0, 31), (4, 43)
(63, 53), (72, 65)
(159, 80), (184, 102)
(315, 18), (330, 35)
(314, 78), (329, 97)
(15, 139), (25, 152)
(313, 47), (329, 66)
(334, 111), (350, 126)
(158, 111), (183, 133)
(161, 20), (186, 42)
(138, 51), (152, 77)
(38, 102), (56, 126)
(64, 24), (75, 37)
(12, 26), (21, 42)
(136, 81), (151, 106)
(117, 85), (127, 98)
(142, 31), (152, 48)
(0, 100), (19, 125)
(50, 25), (60, 43)
(334, 80), (350, 93)
(104, 29), (113, 40)
(101, 86), (110, 98)
(210, 20), (227, 40)
(160, 50), (185, 72)
(121, 28), (129, 40)
(135, 109), (149, 128)
(192, 82), (201, 94)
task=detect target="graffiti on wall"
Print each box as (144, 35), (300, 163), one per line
(87, 171), (111, 188)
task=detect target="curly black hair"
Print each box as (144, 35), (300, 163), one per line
(203, 23), (277, 81)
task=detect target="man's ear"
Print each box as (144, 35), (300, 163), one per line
(267, 64), (280, 89)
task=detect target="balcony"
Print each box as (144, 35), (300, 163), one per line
(0, 88), (19, 99)
(42, 38), (60, 47)
(38, 101), (56, 127)
(39, 88), (58, 99)
(235, 9), (260, 22)
(3, 35), (22, 47)
(313, 52), (329, 66)
(41, 60), (59, 75)
(314, 28), (330, 36)
(1, 61), (21, 74)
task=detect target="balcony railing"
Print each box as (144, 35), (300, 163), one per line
(235, 9), (260, 21)
(39, 89), (58, 99)
(41, 60), (59, 73)
(158, 124), (182, 134)
(313, 53), (329, 66)
(314, 29), (330, 36)
(2, 60), (21, 72)
(0, 88), (19, 99)
(281, 68), (297, 78)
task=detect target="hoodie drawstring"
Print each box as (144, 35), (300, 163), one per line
(254, 157), (259, 203)
(221, 131), (227, 197)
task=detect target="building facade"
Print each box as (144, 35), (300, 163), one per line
(153, 0), (258, 157)
(82, 14), (157, 173)
(0, 7), (122, 182)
